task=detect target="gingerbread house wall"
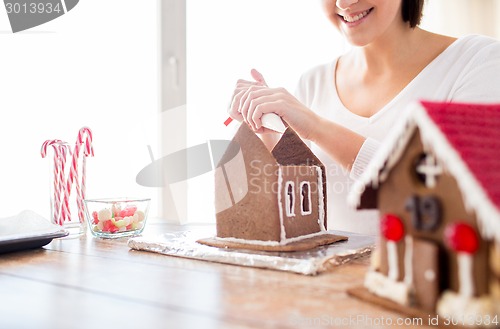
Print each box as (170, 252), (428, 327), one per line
(272, 128), (327, 230)
(492, 244), (500, 299)
(215, 123), (282, 241)
(376, 129), (492, 309)
(279, 165), (324, 239)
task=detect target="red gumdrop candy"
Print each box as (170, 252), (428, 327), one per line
(102, 220), (111, 232)
(103, 220), (117, 233)
(92, 211), (99, 225)
(381, 214), (405, 242)
(120, 206), (137, 217)
(126, 205), (137, 216)
(444, 222), (479, 254)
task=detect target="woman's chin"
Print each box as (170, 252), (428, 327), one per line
(342, 33), (372, 47)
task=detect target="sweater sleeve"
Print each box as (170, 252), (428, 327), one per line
(349, 137), (381, 180)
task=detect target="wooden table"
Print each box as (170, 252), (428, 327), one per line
(0, 221), (435, 329)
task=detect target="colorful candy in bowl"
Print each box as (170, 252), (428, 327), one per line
(84, 198), (150, 238)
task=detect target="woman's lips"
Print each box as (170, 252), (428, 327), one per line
(338, 8), (373, 26)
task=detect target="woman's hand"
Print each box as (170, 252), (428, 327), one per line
(228, 69), (267, 123)
(237, 73), (319, 140)
(230, 69), (366, 168)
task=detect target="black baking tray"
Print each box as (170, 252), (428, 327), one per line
(0, 230), (69, 254)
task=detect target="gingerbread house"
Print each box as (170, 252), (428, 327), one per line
(348, 101), (500, 325)
(198, 122), (346, 252)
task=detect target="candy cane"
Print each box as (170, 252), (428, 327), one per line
(51, 141), (65, 225)
(41, 139), (59, 223)
(41, 139), (65, 225)
(55, 142), (71, 225)
(63, 127), (93, 223)
(77, 127), (93, 223)
(62, 147), (78, 223)
(43, 128), (93, 226)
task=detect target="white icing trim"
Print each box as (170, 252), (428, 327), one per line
(403, 236), (413, 286)
(348, 105), (417, 202)
(284, 181), (296, 217)
(277, 167), (286, 241)
(207, 140), (215, 169)
(364, 271), (410, 306)
(424, 269), (436, 282)
(348, 101), (500, 243)
(437, 291), (500, 328)
(416, 153), (442, 189)
(316, 166), (326, 231)
(414, 108), (500, 243)
(458, 253), (474, 298)
(300, 181), (312, 215)
(387, 240), (399, 281)
(214, 230), (335, 246)
(277, 165), (326, 242)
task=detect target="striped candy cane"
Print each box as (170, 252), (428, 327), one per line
(77, 127), (93, 223)
(41, 139), (66, 225)
(42, 127), (93, 227)
(62, 127), (93, 223)
(55, 142), (71, 225)
(79, 128), (93, 221)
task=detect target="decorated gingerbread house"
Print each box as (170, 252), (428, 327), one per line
(198, 122), (346, 252)
(348, 101), (500, 325)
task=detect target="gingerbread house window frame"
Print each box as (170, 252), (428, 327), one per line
(300, 181), (312, 215)
(285, 181), (295, 217)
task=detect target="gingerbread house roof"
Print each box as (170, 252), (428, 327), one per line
(348, 101), (500, 242)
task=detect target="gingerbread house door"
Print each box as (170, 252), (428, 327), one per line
(412, 239), (441, 312)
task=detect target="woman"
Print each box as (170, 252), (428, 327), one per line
(227, 0), (500, 234)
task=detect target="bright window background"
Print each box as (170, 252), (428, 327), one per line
(0, 1), (160, 219)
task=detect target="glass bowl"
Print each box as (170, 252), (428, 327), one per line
(84, 198), (150, 238)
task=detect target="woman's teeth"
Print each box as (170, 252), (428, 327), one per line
(342, 9), (371, 23)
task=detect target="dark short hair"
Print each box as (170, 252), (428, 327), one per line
(402, 0), (425, 28)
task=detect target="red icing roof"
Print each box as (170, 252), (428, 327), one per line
(421, 101), (500, 211)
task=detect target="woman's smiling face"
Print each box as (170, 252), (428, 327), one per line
(322, 0), (405, 47)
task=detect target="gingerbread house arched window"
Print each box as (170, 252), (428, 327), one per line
(300, 181), (312, 215)
(285, 181), (295, 217)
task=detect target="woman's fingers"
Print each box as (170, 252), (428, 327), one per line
(228, 78), (267, 119)
(250, 68), (267, 86)
(228, 69), (268, 124)
(239, 85), (314, 138)
(240, 87), (288, 130)
(247, 97), (284, 131)
(239, 85), (268, 120)
(229, 88), (247, 121)
(228, 81), (261, 120)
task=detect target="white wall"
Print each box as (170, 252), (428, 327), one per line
(421, 0), (500, 39)
(0, 1), (160, 220)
